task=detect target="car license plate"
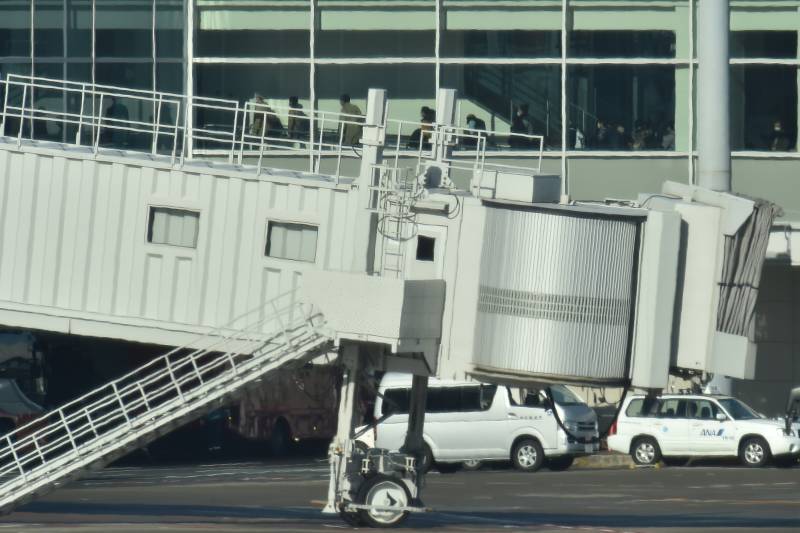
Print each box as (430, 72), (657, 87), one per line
(585, 443), (594, 453)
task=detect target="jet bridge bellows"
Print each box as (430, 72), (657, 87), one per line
(471, 202), (643, 386)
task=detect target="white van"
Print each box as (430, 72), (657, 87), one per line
(359, 373), (599, 472)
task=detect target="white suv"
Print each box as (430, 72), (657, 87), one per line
(607, 394), (800, 467)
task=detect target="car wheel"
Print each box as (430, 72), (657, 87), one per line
(739, 437), (771, 468)
(631, 437), (661, 466)
(512, 438), (544, 472)
(269, 419), (291, 457)
(547, 455), (574, 471)
(356, 474), (411, 528)
(462, 459), (483, 471)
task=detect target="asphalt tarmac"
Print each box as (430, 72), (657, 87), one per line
(2, 459), (798, 532)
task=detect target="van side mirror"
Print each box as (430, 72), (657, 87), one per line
(715, 413), (727, 422)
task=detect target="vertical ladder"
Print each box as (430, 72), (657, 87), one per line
(370, 165), (419, 279)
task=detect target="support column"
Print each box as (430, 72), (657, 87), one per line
(323, 343), (361, 514)
(697, 0), (732, 395)
(351, 88), (387, 274)
(696, 0), (731, 192)
(400, 374), (429, 499)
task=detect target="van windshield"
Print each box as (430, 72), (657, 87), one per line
(548, 385), (584, 406)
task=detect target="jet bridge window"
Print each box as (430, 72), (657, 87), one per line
(266, 221), (318, 263)
(147, 207), (199, 248)
(416, 236), (435, 262)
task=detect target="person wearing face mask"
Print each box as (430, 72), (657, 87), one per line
(462, 113), (486, 148)
(770, 120), (791, 151)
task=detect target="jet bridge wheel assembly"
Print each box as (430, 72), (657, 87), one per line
(355, 474), (412, 528)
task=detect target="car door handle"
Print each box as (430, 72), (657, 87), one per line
(508, 413), (519, 419)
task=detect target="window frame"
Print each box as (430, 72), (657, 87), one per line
(264, 219), (320, 264)
(145, 205), (201, 250)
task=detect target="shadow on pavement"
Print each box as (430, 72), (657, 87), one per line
(14, 502), (800, 529)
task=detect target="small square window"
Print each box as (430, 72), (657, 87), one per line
(416, 236), (435, 262)
(266, 221), (318, 263)
(147, 207), (199, 248)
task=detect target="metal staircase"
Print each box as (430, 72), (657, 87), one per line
(0, 289), (332, 514)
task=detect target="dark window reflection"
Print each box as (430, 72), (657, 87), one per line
(317, 30), (434, 58)
(441, 30), (560, 58)
(731, 66), (797, 151)
(197, 30), (310, 57)
(442, 64), (561, 149)
(731, 31), (797, 59)
(568, 66), (675, 151)
(570, 31), (675, 58)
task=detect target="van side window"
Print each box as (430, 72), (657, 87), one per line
(381, 388), (410, 415)
(625, 397), (660, 417)
(427, 388), (461, 412)
(480, 385), (497, 411)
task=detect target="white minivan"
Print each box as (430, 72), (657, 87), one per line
(358, 373), (599, 472)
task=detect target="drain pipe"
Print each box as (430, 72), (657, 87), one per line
(697, 0), (732, 395)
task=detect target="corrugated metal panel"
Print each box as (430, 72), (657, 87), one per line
(0, 146), (357, 343)
(473, 205), (640, 383)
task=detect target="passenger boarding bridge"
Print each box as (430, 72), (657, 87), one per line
(0, 75), (778, 527)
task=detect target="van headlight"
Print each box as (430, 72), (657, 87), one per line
(565, 422), (579, 432)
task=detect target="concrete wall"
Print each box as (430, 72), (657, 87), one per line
(733, 262), (800, 417)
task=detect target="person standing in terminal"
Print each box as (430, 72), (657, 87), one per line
(339, 94), (363, 146)
(287, 96), (309, 142)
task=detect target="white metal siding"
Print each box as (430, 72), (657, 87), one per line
(0, 145), (357, 343)
(473, 206), (640, 383)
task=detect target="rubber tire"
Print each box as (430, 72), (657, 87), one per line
(269, 419), (291, 457)
(416, 443), (433, 474)
(631, 437), (661, 466)
(547, 455), (574, 471)
(511, 438), (544, 472)
(739, 436), (771, 468)
(462, 459), (483, 471)
(356, 474), (411, 528)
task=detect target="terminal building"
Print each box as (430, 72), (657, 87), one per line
(0, 0), (798, 414)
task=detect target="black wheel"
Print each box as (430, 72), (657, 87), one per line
(355, 440), (370, 455)
(356, 474), (411, 528)
(269, 419), (291, 456)
(547, 455), (574, 471)
(511, 438), (544, 472)
(739, 436), (771, 467)
(415, 443), (433, 474)
(462, 459), (483, 471)
(631, 437), (661, 466)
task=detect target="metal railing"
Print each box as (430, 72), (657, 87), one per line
(0, 288), (330, 511)
(0, 75), (368, 183)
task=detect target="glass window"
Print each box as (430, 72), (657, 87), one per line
(442, 64), (561, 150)
(416, 236), (435, 262)
(156, 62), (182, 94)
(197, 30), (309, 58)
(0, 2), (31, 57)
(318, 30), (434, 58)
(67, 0), (92, 58)
(731, 66), (796, 152)
(442, 30), (560, 58)
(570, 31), (675, 58)
(317, 64), (434, 139)
(657, 399), (686, 418)
(148, 207), (200, 248)
(686, 399), (720, 420)
(35, 0), (64, 58)
(381, 388), (410, 416)
(196, 63), (310, 107)
(156, 0), (184, 59)
(266, 221), (318, 263)
(427, 387), (462, 413)
(568, 65), (675, 151)
(717, 398), (760, 421)
(95, 0), (152, 58)
(625, 397), (660, 418)
(95, 62), (152, 90)
(549, 385), (583, 406)
(731, 31), (797, 59)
